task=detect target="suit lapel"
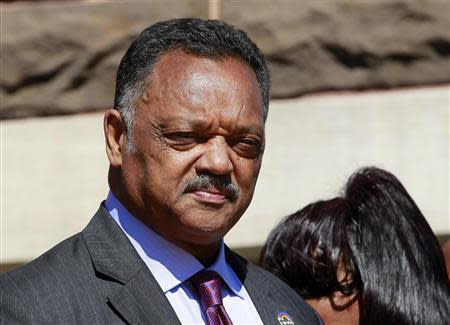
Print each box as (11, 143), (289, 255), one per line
(82, 205), (181, 324)
(241, 266), (281, 325)
(107, 266), (181, 324)
(226, 247), (288, 325)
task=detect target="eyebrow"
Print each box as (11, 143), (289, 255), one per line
(156, 117), (264, 136)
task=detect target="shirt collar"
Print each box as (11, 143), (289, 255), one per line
(105, 191), (244, 299)
(207, 241), (245, 299)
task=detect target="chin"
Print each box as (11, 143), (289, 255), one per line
(176, 220), (231, 245)
(168, 202), (244, 244)
(188, 224), (229, 241)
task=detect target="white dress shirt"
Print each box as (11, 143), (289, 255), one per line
(105, 192), (263, 325)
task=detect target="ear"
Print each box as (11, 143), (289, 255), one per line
(329, 291), (359, 311)
(104, 109), (126, 167)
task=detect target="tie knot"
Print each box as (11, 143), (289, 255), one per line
(190, 270), (223, 308)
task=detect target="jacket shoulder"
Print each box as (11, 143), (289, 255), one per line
(251, 262), (322, 323)
(2, 231), (89, 282)
(0, 232), (96, 323)
(226, 248), (323, 325)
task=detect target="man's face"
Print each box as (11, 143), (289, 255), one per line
(118, 50), (265, 255)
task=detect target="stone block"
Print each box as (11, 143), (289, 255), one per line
(224, 0), (450, 97)
(2, 0), (449, 118)
(1, 1), (208, 119)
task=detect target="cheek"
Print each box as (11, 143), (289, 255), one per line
(122, 154), (145, 185)
(346, 301), (360, 324)
(306, 298), (360, 325)
(123, 149), (167, 193)
(234, 157), (262, 187)
(306, 299), (335, 325)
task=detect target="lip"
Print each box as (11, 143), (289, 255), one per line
(191, 189), (228, 204)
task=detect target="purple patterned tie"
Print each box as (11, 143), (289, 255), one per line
(190, 270), (233, 325)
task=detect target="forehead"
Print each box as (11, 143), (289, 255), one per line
(137, 50), (264, 130)
(150, 49), (257, 88)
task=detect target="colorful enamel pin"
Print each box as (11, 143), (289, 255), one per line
(277, 311), (294, 325)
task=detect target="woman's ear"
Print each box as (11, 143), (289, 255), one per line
(329, 291), (359, 311)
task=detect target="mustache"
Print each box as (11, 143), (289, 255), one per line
(182, 174), (240, 202)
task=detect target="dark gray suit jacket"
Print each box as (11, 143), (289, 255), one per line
(1, 205), (322, 324)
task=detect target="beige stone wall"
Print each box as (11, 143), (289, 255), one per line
(227, 86), (449, 247)
(2, 86), (448, 266)
(1, 0), (449, 267)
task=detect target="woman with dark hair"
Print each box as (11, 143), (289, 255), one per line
(260, 167), (450, 325)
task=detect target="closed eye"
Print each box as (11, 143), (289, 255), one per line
(230, 137), (263, 158)
(163, 132), (206, 150)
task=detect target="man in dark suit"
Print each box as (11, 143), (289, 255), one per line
(1, 18), (322, 325)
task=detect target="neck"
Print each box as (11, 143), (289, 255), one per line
(108, 174), (223, 267)
(177, 240), (222, 266)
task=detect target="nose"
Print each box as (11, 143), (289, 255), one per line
(195, 137), (233, 176)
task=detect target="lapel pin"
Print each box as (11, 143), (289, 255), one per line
(277, 311), (294, 325)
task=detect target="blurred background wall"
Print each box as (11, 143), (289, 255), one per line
(1, 0), (449, 271)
